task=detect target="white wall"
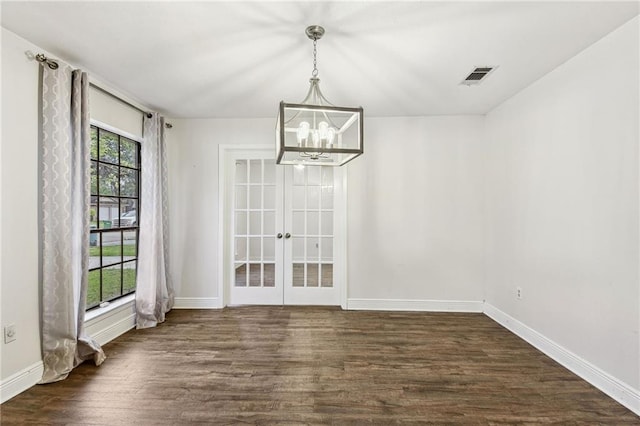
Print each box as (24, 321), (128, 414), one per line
(1, 28), (42, 384)
(1, 28), (146, 391)
(167, 116), (486, 306)
(347, 116), (485, 303)
(167, 118), (273, 301)
(484, 16), (639, 390)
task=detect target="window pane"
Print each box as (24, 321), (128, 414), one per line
(90, 161), (98, 195)
(119, 200), (137, 228)
(99, 130), (119, 164)
(89, 233), (101, 269)
(103, 264), (122, 301)
(90, 127), (98, 160)
(123, 261), (137, 294)
(263, 263), (275, 287)
(264, 185), (275, 210)
(120, 138), (138, 168)
(87, 269), (101, 308)
(120, 168), (138, 197)
(321, 264), (333, 288)
(98, 197), (118, 229)
(123, 231), (137, 261)
(307, 186), (319, 209)
(98, 163), (119, 196)
(235, 186), (247, 209)
(102, 231), (122, 266)
(90, 196), (98, 228)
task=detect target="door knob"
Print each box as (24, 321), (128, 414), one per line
(285, 233), (291, 239)
(277, 233), (283, 239)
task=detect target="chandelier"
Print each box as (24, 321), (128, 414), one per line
(276, 25), (364, 166)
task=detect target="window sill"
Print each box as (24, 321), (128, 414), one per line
(85, 293), (136, 322)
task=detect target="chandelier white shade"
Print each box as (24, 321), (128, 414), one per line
(276, 26), (363, 166)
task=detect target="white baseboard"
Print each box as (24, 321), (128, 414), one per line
(173, 297), (221, 309)
(347, 298), (484, 312)
(0, 361), (44, 404)
(483, 303), (640, 416)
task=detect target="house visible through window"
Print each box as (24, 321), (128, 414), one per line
(88, 124), (141, 309)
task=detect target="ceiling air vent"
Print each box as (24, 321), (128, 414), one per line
(460, 66), (497, 86)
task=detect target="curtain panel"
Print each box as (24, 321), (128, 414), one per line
(40, 65), (105, 383)
(135, 113), (174, 328)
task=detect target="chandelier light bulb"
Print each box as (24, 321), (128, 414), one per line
(326, 127), (336, 147)
(297, 121), (310, 145)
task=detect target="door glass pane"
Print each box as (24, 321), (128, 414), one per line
(292, 263), (304, 287)
(307, 211), (319, 235)
(263, 237), (275, 261)
(235, 211), (247, 235)
(249, 237), (261, 261)
(235, 186), (247, 209)
(306, 263), (319, 287)
(321, 211), (333, 235)
(235, 264), (246, 287)
(292, 186), (305, 209)
(293, 211), (305, 235)
(307, 186), (320, 209)
(264, 186), (275, 210)
(306, 238), (319, 261)
(321, 167), (333, 186)
(235, 160), (247, 183)
(248, 263), (261, 286)
(249, 160), (262, 184)
(249, 186), (261, 209)
(263, 161), (275, 184)
(321, 264), (333, 288)
(249, 212), (261, 235)
(293, 165), (305, 185)
(235, 238), (246, 261)
(292, 237), (305, 263)
(321, 186), (334, 209)
(264, 263), (275, 287)
(307, 167), (321, 185)
(321, 237), (333, 261)
(264, 211), (275, 235)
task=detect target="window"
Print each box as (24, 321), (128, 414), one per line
(88, 124), (141, 310)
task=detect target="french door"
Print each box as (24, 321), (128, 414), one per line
(228, 150), (342, 306)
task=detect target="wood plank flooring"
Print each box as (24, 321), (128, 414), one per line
(2, 307), (638, 424)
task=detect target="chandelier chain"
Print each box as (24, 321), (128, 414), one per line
(312, 37), (318, 77)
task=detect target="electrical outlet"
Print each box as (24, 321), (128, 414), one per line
(516, 287), (523, 300)
(4, 324), (16, 343)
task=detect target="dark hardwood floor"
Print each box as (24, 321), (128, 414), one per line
(2, 307), (638, 424)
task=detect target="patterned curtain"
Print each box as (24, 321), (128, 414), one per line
(135, 113), (174, 328)
(40, 64), (105, 383)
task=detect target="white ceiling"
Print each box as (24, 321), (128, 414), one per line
(2, 1), (638, 118)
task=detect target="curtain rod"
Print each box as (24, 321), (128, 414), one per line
(34, 52), (173, 128)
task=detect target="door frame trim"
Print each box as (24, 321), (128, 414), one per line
(217, 144), (348, 308)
